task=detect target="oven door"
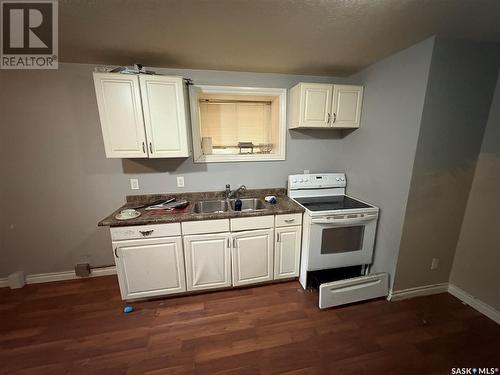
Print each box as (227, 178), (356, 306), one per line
(307, 214), (377, 271)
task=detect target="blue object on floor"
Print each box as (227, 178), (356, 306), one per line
(123, 305), (134, 313)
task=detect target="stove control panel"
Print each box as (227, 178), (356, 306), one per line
(288, 173), (346, 189)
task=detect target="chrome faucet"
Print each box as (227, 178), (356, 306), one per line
(225, 184), (247, 199)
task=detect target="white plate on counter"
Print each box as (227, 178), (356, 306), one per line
(115, 210), (141, 220)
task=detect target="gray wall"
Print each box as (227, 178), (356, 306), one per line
(393, 39), (500, 290)
(342, 38), (435, 286)
(450, 71), (500, 311)
(0, 64), (348, 277)
(4, 36), (495, 295)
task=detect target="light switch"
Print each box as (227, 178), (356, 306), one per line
(177, 176), (185, 187)
(130, 178), (139, 190)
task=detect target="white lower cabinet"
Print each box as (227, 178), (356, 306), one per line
(274, 225), (302, 279)
(111, 216), (303, 300)
(183, 233), (232, 291)
(113, 236), (186, 300)
(231, 228), (274, 286)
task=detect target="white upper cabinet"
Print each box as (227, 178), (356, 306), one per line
(290, 83), (332, 128)
(93, 72), (190, 158)
(93, 73), (148, 158)
(332, 85), (363, 129)
(289, 83), (363, 129)
(139, 75), (189, 158)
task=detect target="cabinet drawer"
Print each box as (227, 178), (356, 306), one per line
(110, 223), (181, 241)
(231, 215), (274, 231)
(319, 273), (389, 309)
(182, 219), (230, 235)
(275, 213), (302, 227)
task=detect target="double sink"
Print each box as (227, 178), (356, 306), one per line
(192, 198), (267, 214)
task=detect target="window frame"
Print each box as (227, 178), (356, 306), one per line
(189, 85), (287, 163)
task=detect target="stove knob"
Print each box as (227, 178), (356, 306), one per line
(304, 178), (309, 182)
(299, 178), (304, 183)
(292, 179), (297, 183)
(336, 177), (340, 181)
(340, 177), (345, 181)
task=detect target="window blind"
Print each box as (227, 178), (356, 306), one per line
(199, 102), (271, 146)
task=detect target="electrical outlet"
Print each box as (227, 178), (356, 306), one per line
(130, 178), (139, 190)
(177, 176), (185, 187)
(431, 258), (440, 270)
(303, 169), (310, 174)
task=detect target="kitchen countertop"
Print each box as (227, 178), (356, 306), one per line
(98, 188), (304, 227)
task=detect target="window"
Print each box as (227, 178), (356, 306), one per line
(189, 85), (286, 162)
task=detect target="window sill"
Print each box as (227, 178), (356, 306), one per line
(194, 153), (285, 163)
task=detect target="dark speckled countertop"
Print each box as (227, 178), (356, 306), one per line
(98, 188), (304, 227)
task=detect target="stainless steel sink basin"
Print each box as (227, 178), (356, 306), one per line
(192, 200), (229, 214)
(229, 198), (267, 211)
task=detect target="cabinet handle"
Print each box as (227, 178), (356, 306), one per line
(139, 230), (154, 236)
(232, 238), (236, 248)
(114, 247), (119, 258)
(333, 112), (337, 124)
(149, 142), (153, 154)
(142, 142), (146, 153)
(327, 113), (331, 124)
(227, 238), (230, 248)
(277, 233), (280, 242)
(284, 219), (295, 223)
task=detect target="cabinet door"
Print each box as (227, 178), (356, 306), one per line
(139, 75), (189, 158)
(113, 237), (186, 300)
(300, 83), (333, 128)
(232, 229), (273, 286)
(183, 233), (232, 291)
(93, 73), (148, 158)
(331, 85), (363, 128)
(274, 226), (302, 280)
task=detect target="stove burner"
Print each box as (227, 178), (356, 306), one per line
(295, 195), (371, 211)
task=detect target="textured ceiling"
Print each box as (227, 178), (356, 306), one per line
(60, 0), (500, 76)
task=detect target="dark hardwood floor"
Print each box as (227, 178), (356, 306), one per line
(0, 276), (498, 374)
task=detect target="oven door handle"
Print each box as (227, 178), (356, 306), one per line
(311, 216), (376, 225)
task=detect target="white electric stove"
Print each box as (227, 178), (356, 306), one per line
(288, 173), (389, 309)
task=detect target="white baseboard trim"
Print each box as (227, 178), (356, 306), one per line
(0, 266), (116, 288)
(388, 282), (449, 301)
(448, 284), (500, 325)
